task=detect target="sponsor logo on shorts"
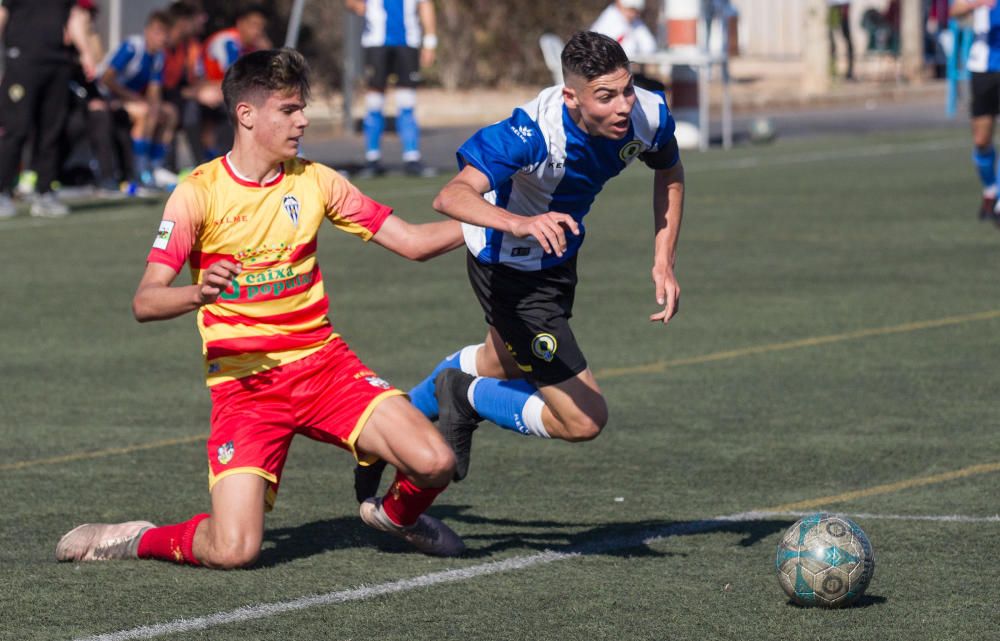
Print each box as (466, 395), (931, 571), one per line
(365, 375), (392, 390)
(217, 440), (235, 465)
(152, 220), (175, 250)
(619, 140), (643, 162)
(282, 194), (300, 227)
(531, 333), (558, 362)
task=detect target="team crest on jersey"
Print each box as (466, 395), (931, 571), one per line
(217, 440), (235, 465)
(282, 194), (300, 226)
(365, 375), (392, 390)
(152, 220), (175, 249)
(531, 333), (558, 362)
(619, 140), (643, 162)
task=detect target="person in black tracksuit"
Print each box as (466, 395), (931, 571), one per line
(0, 0), (95, 217)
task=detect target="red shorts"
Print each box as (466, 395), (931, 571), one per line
(206, 338), (404, 510)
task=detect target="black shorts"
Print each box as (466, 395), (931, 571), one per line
(971, 72), (1000, 118)
(363, 46), (420, 91)
(466, 252), (588, 386)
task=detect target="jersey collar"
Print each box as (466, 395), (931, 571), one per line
(222, 153), (285, 188)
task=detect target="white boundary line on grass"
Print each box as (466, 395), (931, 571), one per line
(1, 137), (965, 234)
(72, 511), (763, 641)
(71, 508), (1000, 641)
(695, 137), (965, 171)
(766, 510), (1000, 524)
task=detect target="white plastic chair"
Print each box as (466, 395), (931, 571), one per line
(539, 33), (565, 85)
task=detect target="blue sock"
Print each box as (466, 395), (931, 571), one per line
(364, 109), (385, 160)
(409, 350), (462, 419)
(470, 377), (548, 437)
(132, 139), (151, 176)
(408, 344), (481, 419)
(397, 107), (420, 159)
(150, 143), (167, 170)
(974, 146), (996, 191)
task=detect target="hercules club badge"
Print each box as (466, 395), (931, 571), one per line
(282, 194), (300, 226)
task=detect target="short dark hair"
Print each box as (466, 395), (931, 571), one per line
(167, 1), (198, 21)
(561, 31), (630, 81)
(146, 9), (174, 28)
(223, 48), (311, 122)
(236, 4), (269, 22)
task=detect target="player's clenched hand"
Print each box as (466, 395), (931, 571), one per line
(650, 263), (680, 325)
(509, 212), (580, 257)
(198, 260), (242, 304)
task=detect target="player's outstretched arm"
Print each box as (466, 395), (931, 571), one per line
(650, 160), (685, 325)
(433, 165), (580, 257)
(132, 260), (242, 322)
(370, 215), (465, 262)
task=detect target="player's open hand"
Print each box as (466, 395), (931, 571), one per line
(650, 263), (680, 325)
(198, 260), (242, 304)
(509, 212), (580, 257)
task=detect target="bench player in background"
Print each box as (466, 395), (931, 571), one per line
(99, 9), (178, 188)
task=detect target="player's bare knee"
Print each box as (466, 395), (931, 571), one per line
(563, 418), (603, 441)
(408, 444), (455, 487)
(562, 405), (608, 442)
(208, 538), (260, 569)
(204, 527), (262, 569)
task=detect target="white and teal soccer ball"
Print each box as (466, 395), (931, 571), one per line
(749, 117), (776, 144)
(775, 513), (875, 608)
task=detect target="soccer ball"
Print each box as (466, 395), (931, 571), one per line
(748, 117), (776, 144)
(775, 513), (875, 608)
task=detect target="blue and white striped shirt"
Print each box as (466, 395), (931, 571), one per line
(969, 5), (1000, 73)
(457, 85), (678, 271)
(101, 35), (164, 93)
(360, 0), (426, 49)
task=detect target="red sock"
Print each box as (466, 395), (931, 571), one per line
(381, 472), (446, 527)
(137, 513), (209, 565)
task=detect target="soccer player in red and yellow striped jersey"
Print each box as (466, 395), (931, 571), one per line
(55, 48), (467, 566)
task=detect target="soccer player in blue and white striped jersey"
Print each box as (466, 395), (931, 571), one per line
(355, 32), (685, 497)
(99, 10), (177, 187)
(346, 0), (437, 177)
(951, 0), (1000, 223)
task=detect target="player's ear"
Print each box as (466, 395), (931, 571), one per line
(235, 101), (255, 129)
(562, 85), (579, 110)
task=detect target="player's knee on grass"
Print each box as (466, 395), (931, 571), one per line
(205, 537), (260, 569)
(202, 526), (262, 569)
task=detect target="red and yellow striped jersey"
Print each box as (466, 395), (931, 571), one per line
(147, 155), (392, 386)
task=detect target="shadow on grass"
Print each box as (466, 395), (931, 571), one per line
(785, 594), (887, 609)
(256, 504), (792, 567)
